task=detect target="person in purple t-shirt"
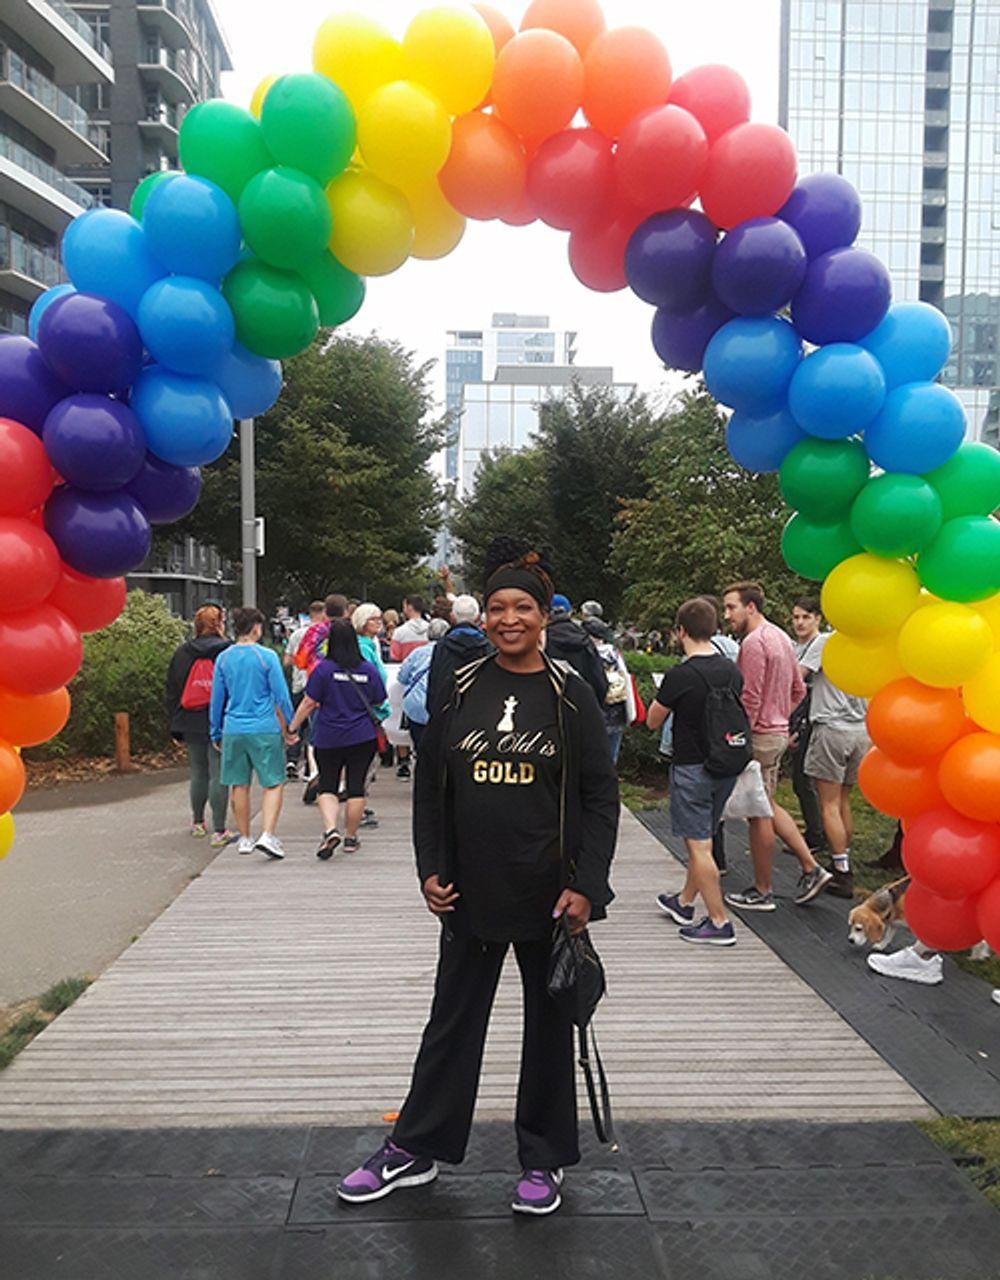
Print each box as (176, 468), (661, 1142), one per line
(287, 619), (386, 860)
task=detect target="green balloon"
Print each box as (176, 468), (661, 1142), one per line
(179, 101), (272, 203)
(222, 257), (319, 360)
(779, 438), (871, 521)
(261, 73), (356, 186)
(917, 515), (1000, 603)
(298, 251), (366, 327)
(239, 167), (332, 272)
(925, 442), (1000, 520)
(130, 169), (180, 220)
(782, 513), (862, 582)
(850, 473), (943, 559)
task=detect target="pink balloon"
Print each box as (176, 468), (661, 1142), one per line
(568, 205), (644, 292)
(526, 127), (614, 231)
(700, 123), (798, 230)
(615, 104), (708, 214)
(669, 64), (751, 144)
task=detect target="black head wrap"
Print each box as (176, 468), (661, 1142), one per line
(483, 537), (554, 611)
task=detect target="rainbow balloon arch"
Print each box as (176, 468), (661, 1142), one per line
(0, 0), (999, 949)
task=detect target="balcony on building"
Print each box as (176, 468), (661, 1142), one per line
(923, 149), (949, 169)
(920, 225), (946, 246)
(0, 44), (108, 167)
(0, 132), (93, 228)
(8, 0), (113, 85)
(138, 98), (182, 142)
(137, 0), (195, 49)
(925, 70), (951, 90)
(138, 39), (197, 104)
(0, 220), (65, 302)
(129, 536), (236, 618)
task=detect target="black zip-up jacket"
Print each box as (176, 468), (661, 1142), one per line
(165, 635), (230, 742)
(413, 652), (619, 921)
(425, 623), (494, 720)
(545, 614), (609, 708)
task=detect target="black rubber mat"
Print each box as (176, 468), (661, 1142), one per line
(638, 809), (1000, 1117)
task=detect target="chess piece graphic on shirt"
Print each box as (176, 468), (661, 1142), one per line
(497, 696), (518, 733)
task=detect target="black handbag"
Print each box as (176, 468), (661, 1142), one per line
(547, 913), (615, 1146)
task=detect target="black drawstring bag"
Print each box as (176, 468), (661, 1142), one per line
(546, 913), (615, 1146)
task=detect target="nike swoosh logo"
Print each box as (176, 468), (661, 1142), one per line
(382, 1161), (416, 1182)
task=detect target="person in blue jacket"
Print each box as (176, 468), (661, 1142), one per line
(398, 618), (450, 750)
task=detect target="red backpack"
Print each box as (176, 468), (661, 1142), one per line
(180, 657), (215, 710)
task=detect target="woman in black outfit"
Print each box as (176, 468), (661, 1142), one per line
(337, 540), (619, 1216)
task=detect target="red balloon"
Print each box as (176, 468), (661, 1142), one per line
(858, 747), (946, 820)
(700, 122), (798, 230)
(669, 64), (752, 144)
(0, 418), (55, 517)
(0, 739), (25, 814)
(0, 604), (82, 695)
(568, 205), (644, 292)
(976, 876), (1000, 952)
(48, 565), (126, 634)
(902, 807), (1000, 900)
(526, 127), (615, 231)
(0, 684), (71, 747)
(0, 517), (61, 612)
(615, 104), (708, 214)
(905, 880), (984, 953)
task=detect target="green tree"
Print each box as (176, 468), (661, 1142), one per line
(613, 389), (807, 629)
(450, 448), (551, 590)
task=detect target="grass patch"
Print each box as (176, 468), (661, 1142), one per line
(920, 1117), (1000, 1211)
(0, 975), (91, 1071)
(620, 780), (668, 813)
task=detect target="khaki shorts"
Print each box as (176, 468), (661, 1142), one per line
(805, 723), (870, 787)
(752, 732), (788, 800)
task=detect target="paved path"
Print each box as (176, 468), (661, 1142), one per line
(0, 773), (928, 1127)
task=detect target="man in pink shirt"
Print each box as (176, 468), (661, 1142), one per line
(722, 582), (833, 912)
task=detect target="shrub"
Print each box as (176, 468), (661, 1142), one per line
(619, 652), (677, 785)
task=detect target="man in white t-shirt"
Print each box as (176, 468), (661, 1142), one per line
(283, 600), (325, 778)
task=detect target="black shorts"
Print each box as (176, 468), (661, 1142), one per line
(315, 740), (377, 799)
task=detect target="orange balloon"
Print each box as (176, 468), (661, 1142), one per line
(500, 188), (538, 226)
(493, 29), (584, 145)
(520, 0), (606, 56)
(0, 739), (25, 814)
(858, 747), (946, 820)
(472, 2), (515, 107)
(0, 684), (71, 748)
(866, 679), (968, 764)
(939, 733), (1000, 823)
(439, 112), (526, 220)
(582, 26), (672, 140)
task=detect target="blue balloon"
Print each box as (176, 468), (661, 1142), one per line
(137, 277), (235, 378)
(28, 284), (75, 341)
(626, 211), (717, 312)
(711, 217), (807, 317)
(44, 487), (152, 578)
(143, 174), (242, 282)
(43, 394), (145, 491)
(130, 367), (233, 467)
(788, 343), (886, 439)
(859, 302), (952, 391)
(779, 173), (862, 259)
(703, 317), (802, 415)
(127, 453), (202, 524)
(791, 247), (892, 345)
(865, 383), (967, 474)
(726, 407), (808, 474)
(651, 297), (734, 374)
(210, 342), (283, 419)
(0, 335), (71, 434)
(62, 208), (165, 319)
(37, 292), (143, 394)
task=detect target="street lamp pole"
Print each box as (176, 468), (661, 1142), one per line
(239, 418), (257, 608)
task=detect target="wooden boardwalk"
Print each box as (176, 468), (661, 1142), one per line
(0, 776), (930, 1128)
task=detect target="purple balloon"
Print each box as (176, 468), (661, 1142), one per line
(652, 297), (734, 373)
(626, 211), (717, 312)
(792, 247), (892, 345)
(44, 487), (152, 578)
(711, 217), (808, 317)
(43, 394), (146, 491)
(726, 407), (808, 474)
(0, 335), (71, 434)
(778, 173), (863, 260)
(37, 292), (143, 394)
(127, 453), (202, 523)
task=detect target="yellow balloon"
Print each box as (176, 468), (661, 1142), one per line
(358, 81), (452, 185)
(821, 631), (906, 699)
(0, 811), (13, 860)
(820, 553), (921, 639)
(313, 13), (403, 111)
(897, 602), (993, 689)
(963, 652), (1000, 733)
(405, 179), (466, 258)
(326, 169), (414, 276)
(974, 592), (1000, 647)
(402, 5), (496, 116)
(250, 74), (279, 119)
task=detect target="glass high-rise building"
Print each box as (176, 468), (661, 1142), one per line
(779, 0), (1000, 445)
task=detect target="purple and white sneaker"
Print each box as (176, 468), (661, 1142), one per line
(679, 916), (736, 947)
(336, 1137), (438, 1204)
(657, 892), (694, 926)
(511, 1167), (563, 1216)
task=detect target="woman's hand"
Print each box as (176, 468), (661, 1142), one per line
(553, 889), (592, 935)
(283, 729), (299, 747)
(422, 875), (460, 916)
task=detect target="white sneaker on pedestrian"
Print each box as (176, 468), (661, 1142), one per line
(255, 832), (285, 860)
(991, 989), (1000, 1007)
(237, 836), (255, 855)
(867, 946), (944, 985)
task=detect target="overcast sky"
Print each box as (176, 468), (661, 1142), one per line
(212, 1), (782, 405)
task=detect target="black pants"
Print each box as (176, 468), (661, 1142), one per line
(393, 930), (579, 1170)
(315, 739), (376, 799)
(790, 723), (825, 851)
(286, 691), (307, 765)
